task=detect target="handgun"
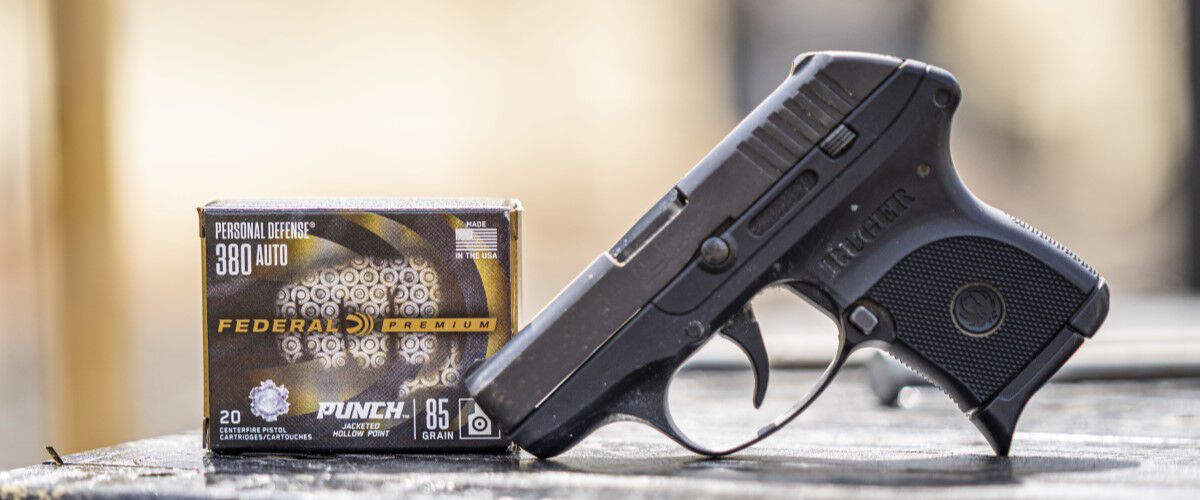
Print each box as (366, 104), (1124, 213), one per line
(466, 51), (1110, 458)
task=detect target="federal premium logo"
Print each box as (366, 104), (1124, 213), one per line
(215, 316), (496, 334)
(344, 312), (374, 335)
(820, 189), (916, 277)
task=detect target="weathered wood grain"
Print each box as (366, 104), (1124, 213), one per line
(1, 369), (1197, 499)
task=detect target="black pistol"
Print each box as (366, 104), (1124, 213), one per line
(466, 51), (1110, 458)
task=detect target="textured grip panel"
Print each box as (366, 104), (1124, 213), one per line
(867, 237), (1088, 404)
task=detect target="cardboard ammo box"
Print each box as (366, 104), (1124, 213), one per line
(199, 198), (520, 453)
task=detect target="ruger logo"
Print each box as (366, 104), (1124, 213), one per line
(820, 189), (916, 277)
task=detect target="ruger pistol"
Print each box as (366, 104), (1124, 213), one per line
(466, 51), (1110, 457)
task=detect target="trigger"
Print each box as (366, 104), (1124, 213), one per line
(719, 306), (770, 409)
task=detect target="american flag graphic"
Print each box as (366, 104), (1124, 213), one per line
(455, 227), (498, 253)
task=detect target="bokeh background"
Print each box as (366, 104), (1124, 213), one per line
(1, 0), (1195, 467)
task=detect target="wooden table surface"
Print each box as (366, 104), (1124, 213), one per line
(1, 365), (1197, 499)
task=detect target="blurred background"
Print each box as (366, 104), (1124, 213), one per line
(0, 0), (1195, 467)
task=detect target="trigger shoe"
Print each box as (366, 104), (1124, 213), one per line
(719, 306), (771, 409)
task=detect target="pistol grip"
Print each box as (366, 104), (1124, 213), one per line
(859, 233), (1109, 455)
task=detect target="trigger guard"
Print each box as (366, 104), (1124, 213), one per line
(604, 367), (713, 454)
(622, 283), (861, 457)
(651, 341), (854, 458)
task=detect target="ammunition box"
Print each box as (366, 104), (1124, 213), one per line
(199, 198), (520, 453)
